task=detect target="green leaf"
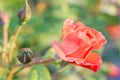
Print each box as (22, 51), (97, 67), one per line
(28, 65), (51, 80)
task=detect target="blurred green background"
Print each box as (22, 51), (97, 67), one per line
(0, 0), (120, 80)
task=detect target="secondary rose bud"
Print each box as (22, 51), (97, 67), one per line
(17, 48), (34, 64)
(17, 0), (31, 24)
(0, 11), (9, 26)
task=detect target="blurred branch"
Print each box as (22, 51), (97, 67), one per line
(3, 25), (8, 52)
(2, 24), (8, 63)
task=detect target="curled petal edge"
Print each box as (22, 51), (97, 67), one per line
(69, 53), (102, 72)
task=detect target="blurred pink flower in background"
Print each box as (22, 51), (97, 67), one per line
(0, 11), (9, 26)
(106, 25), (120, 39)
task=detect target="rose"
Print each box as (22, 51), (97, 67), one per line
(52, 18), (107, 72)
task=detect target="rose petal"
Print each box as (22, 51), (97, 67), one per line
(62, 18), (74, 37)
(70, 53), (102, 72)
(64, 18), (73, 26)
(73, 22), (86, 31)
(81, 28), (107, 49)
(81, 53), (102, 72)
(67, 45), (93, 60)
(61, 32), (81, 55)
(52, 41), (68, 61)
(91, 32), (106, 50)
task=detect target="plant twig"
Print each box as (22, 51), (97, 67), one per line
(6, 58), (55, 80)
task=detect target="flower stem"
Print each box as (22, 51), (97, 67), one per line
(6, 58), (55, 80)
(16, 58), (55, 74)
(2, 25), (8, 63)
(9, 24), (23, 63)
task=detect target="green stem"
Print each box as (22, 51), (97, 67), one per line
(9, 24), (23, 63)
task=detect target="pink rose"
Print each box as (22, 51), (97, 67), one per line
(52, 18), (107, 72)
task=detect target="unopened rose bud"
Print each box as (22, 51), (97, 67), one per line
(17, 48), (34, 64)
(0, 11), (9, 26)
(17, 0), (31, 25)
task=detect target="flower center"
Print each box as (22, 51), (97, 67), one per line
(86, 33), (93, 40)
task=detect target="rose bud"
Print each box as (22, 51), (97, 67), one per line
(17, 48), (34, 64)
(0, 11), (9, 27)
(17, 0), (31, 25)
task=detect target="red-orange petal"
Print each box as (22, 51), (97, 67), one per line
(70, 53), (102, 72)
